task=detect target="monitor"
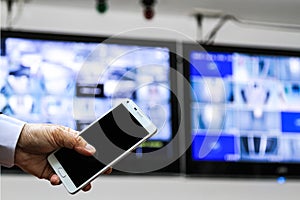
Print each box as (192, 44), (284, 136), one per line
(0, 29), (180, 174)
(183, 43), (300, 178)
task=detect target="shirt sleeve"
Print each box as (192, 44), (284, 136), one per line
(0, 114), (26, 167)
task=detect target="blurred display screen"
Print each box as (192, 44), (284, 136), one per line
(0, 36), (172, 144)
(189, 48), (300, 163)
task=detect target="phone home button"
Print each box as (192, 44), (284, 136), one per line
(58, 167), (67, 178)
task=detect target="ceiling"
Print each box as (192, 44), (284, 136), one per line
(32, 0), (300, 26)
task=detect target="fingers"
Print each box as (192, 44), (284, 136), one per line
(82, 184), (92, 192)
(104, 167), (113, 175)
(42, 165), (61, 185)
(49, 174), (61, 185)
(53, 125), (96, 156)
(73, 138), (96, 156)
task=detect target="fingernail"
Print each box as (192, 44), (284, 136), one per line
(85, 144), (96, 152)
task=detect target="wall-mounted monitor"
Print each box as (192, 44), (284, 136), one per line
(0, 29), (180, 175)
(183, 43), (300, 178)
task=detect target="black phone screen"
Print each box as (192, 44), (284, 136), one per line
(54, 104), (149, 187)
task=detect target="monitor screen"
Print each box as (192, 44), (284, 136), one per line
(0, 30), (180, 174)
(183, 43), (300, 178)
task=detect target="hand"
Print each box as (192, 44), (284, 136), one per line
(14, 123), (112, 192)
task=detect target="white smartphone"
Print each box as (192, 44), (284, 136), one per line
(48, 99), (157, 194)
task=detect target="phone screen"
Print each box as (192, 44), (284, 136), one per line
(54, 104), (150, 187)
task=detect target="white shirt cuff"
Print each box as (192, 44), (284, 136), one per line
(0, 114), (26, 167)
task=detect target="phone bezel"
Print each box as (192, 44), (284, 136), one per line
(47, 99), (157, 194)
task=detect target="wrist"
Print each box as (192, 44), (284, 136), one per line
(17, 123), (30, 149)
(14, 123), (30, 166)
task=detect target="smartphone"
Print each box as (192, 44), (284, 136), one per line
(48, 99), (157, 194)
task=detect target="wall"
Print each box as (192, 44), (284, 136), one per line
(1, 2), (300, 48)
(2, 175), (300, 200)
(1, 2), (300, 200)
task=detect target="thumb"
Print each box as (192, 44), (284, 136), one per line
(54, 126), (96, 156)
(73, 135), (96, 156)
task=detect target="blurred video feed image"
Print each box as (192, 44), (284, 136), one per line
(189, 50), (300, 163)
(1, 37), (173, 143)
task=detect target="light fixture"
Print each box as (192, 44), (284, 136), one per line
(141, 0), (156, 20)
(96, 0), (108, 14)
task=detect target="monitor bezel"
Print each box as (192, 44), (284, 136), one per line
(183, 42), (300, 179)
(0, 29), (180, 175)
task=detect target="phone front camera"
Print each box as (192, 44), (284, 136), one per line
(134, 107), (137, 110)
